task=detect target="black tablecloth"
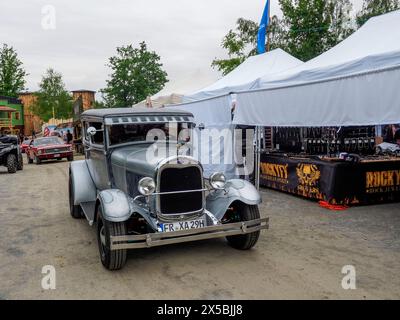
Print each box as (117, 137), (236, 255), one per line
(260, 154), (400, 205)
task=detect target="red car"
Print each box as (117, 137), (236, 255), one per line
(27, 137), (73, 164)
(20, 139), (32, 153)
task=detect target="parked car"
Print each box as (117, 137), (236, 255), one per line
(69, 108), (268, 270)
(20, 139), (32, 153)
(27, 137), (73, 164)
(0, 135), (23, 173)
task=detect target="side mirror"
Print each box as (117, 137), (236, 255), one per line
(87, 127), (97, 137)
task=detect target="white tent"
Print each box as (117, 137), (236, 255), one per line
(134, 93), (183, 108)
(183, 48), (303, 102)
(233, 10), (400, 127)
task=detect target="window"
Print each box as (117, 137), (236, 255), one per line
(14, 112), (20, 120)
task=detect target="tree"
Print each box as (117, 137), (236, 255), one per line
(279, 0), (353, 61)
(101, 42), (168, 108)
(32, 68), (73, 122)
(356, 0), (400, 27)
(212, 17), (284, 75)
(0, 44), (27, 97)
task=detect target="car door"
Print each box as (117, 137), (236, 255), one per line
(84, 121), (110, 190)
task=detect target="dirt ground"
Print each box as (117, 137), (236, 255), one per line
(0, 156), (399, 300)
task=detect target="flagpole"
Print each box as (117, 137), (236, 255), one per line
(266, 0), (271, 52)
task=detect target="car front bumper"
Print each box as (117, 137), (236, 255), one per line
(38, 152), (72, 160)
(110, 217), (269, 250)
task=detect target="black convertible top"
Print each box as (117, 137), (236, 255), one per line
(0, 135), (18, 145)
(82, 107), (193, 119)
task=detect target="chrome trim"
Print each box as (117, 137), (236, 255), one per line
(110, 217), (269, 250)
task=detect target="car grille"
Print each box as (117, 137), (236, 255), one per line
(159, 166), (203, 215)
(45, 147), (68, 154)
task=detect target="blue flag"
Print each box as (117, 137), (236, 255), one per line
(257, 0), (270, 54)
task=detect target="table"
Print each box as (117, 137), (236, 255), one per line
(260, 153), (400, 205)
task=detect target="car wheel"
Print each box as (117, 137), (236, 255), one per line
(225, 203), (261, 250)
(17, 153), (23, 170)
(34, 156), (41, 165)
(6, 154), (18, 173)
(96, 206), (127, 271)
(68, 173), (84, 219)
(67, 155), (74, 162)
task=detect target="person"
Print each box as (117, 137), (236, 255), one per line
(66, 130), (73, 144)
(19, 132), (24, 144)
(394, 128), (400, 145)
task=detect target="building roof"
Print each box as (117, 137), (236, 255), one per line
(0, 96), (22, 105)
(0, 106), (17, 112)
(71, 90), (97, 93)
(82, 107), (193, 118)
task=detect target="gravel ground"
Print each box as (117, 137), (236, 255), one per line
(0, 156), (399, 300)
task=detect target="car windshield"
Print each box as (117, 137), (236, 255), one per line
(108, 123), (193, 146)
(34, 137), (64, 146)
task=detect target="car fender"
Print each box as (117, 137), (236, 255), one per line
(97, 189), (159, 230)
(206, 179), (262, 220)
(69, 160), (97, 205)
(97, 189), (132, 223)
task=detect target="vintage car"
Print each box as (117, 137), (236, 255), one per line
(27, 137), (74, 164)
(20, 139), (32, 153)
(0, 135), (23, 173)
(69, 108), (268, 270)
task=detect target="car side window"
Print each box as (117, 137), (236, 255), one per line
(89, 122), (104, 145)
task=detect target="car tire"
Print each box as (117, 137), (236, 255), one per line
(96, 206), (127, 271)
(67, 155), (74, 162)
(226, 203), (260, 250)
(17, 153), (23, 170)
(34, 156), (41, 165)
(6, 154), (18, 173)
(68, 173), (84, 219)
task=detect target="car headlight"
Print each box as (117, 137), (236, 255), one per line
(210, 172), (226, 190)
(138, 177), (156, 196)
(37, 150), (42, 155)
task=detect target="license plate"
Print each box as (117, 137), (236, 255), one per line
(161, 216), (206, 233)
(53, 154), (60, 158)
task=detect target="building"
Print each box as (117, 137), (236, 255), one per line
(18, 92), (42, 136)
(71, 90), (96, 111)
(0, 95), (24, 134)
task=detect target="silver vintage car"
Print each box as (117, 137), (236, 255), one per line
(69, 108), (268, 270)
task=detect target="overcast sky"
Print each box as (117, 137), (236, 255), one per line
(1, 0), (364, 99)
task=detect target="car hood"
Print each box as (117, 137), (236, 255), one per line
(110, 142), (194, 178)
(36, 144), (70, 150)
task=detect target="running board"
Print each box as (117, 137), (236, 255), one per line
(80, 201), (96, 225)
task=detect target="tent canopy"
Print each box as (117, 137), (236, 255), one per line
(233, 10), (400, 127)
(183, 48), (303, 102)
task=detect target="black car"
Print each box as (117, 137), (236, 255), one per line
(0, 135), (23, 173)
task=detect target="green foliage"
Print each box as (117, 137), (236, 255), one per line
(32, 68), (73, 122)
(101, 42), (168, 108)
(212, 17), (284, 75)
(279, 0), (353, 61)
(93, 100), (107, 109)
(0, 44), (27, 97)
(212, 0), (354, 73)
(356, 0), (400, 27)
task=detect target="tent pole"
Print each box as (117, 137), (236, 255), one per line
(255, 126), (261, 190)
